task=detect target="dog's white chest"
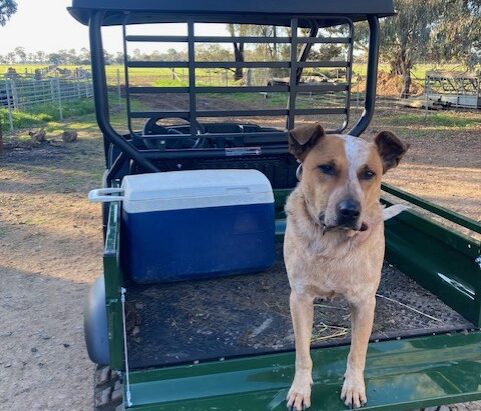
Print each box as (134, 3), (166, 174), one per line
(285, 231), (383, 302)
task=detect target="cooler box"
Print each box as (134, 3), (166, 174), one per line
(90, 170), (275, 283)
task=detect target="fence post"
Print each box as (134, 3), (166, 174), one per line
(356, 78), (360, 111)
(0, 117), (3, 156)
(85, 77), (90, 98)
(50, 78), (56, 103)
(10, 79), (19, 110)
(76, 73), (82, 98)
(56, 78), (64, 121)
(246, 69), (252, 87)
(5, 80), (14, 131)
(424, 76), (429, 119)
(32, 78), (38, 101)
(117, 68), (122, 107)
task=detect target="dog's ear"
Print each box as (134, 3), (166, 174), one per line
(374, 131), (409, 173)
(288, 123), (325, 162)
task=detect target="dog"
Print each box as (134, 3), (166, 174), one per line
(284, 123), (409, 410)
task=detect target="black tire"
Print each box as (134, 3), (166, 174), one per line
(94, 365), (123, 411)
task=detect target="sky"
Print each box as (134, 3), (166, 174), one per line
(0, 0), (93, 54)
(0, 0), (230, 55)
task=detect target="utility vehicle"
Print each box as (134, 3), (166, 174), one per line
(69, 1), (481, 409)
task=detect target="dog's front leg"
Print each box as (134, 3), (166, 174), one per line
(341, 297), (376, 409)
(287, 291), (314, 410)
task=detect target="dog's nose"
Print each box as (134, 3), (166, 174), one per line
(337, 199), (361, 223)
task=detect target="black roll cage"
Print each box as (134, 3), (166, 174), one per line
(87, 11), (380, 174)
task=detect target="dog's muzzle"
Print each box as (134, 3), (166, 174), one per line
(336, 199), (361, 229)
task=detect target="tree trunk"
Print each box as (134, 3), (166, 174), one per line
(232, 42), (244, 81)
(272, 26), (278, 60)
(391, 47), (412, 99)
(400, 70), (412, 99)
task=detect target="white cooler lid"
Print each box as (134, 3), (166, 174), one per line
(121, 169), (274, 213)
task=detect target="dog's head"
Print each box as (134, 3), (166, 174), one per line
(289, 123), (408, 232)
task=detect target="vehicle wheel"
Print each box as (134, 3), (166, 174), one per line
(94, 365), (123, 411)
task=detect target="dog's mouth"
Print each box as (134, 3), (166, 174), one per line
(359, 222), (369, 232)
(321, 220), (369, 234)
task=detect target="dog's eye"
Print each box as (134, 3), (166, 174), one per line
(318, 164), (336, 175)
(360, 169), (376, 180)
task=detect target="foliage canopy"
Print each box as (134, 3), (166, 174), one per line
(380, 0), (481, 96)
(0, 0), (17, 26)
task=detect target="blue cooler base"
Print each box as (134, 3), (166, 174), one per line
(121, 203), (275, 284)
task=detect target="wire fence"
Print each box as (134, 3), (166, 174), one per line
(0, 75), (94, 131)
(1, 66), (442, 135)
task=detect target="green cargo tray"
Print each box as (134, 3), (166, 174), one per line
(125, 245), (472, 369)
(126, 332), (481, 410)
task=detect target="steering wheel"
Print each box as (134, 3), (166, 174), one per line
(142, 116), (206, 149)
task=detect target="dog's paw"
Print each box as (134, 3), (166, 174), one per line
(286, 373), (313, 411)
(340, 373), (366, 409)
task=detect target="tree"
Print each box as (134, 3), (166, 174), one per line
(103, 50), (114, 65)
(196, 44), (231, 62)
(132, 48), (142, 61)
(430, 1), (481, 68)
(227, 24), (246, 81)
(35, 50), (46, 64)
(57, 49), (70, 64)
(79, 47), (91, 64)
(0, 0), (16, 26)
(6, 51), (15, 63)
(380, 0), (442, 98)
(165, 48), (187, 62)
(14, 46), (26, 64)
(0, 0), (17, 156)
(226, 24), (289, 81)
(113, 52), (124, 65)
(67, 48), (79, 64)
(380, 0), (481, 98)
(48, 52), (62, 65)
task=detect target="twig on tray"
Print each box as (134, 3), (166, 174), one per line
(313, 303), (348, 311)
(376, 293), (442, 322)
(311, 329), (349, 343)
(310, 322), (349, 343)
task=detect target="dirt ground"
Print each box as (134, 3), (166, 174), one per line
(0, 137), (104, 410)
(369, 101), (481, 225)
(0, 100), (480, 410)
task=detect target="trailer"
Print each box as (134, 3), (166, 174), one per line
(68, 1), (481, 409)
(425, 71), (481, 109)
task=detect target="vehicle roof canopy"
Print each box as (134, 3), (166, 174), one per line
(69, 0), (395, 26)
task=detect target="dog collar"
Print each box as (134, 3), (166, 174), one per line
(296, 163), (303, 181)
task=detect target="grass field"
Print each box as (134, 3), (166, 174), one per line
(1, 63), (473, 85)
(0, 99), (95, 130)
(1, 62), (480, 137)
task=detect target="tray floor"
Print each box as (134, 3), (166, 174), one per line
(125, 246), (473, 369)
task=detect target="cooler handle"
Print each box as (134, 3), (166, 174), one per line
(88, 188), (125, 203)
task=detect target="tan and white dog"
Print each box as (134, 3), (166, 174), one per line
(284, 123), (409, 410)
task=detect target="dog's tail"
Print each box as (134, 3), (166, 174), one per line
(383, 204), (410, 221)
